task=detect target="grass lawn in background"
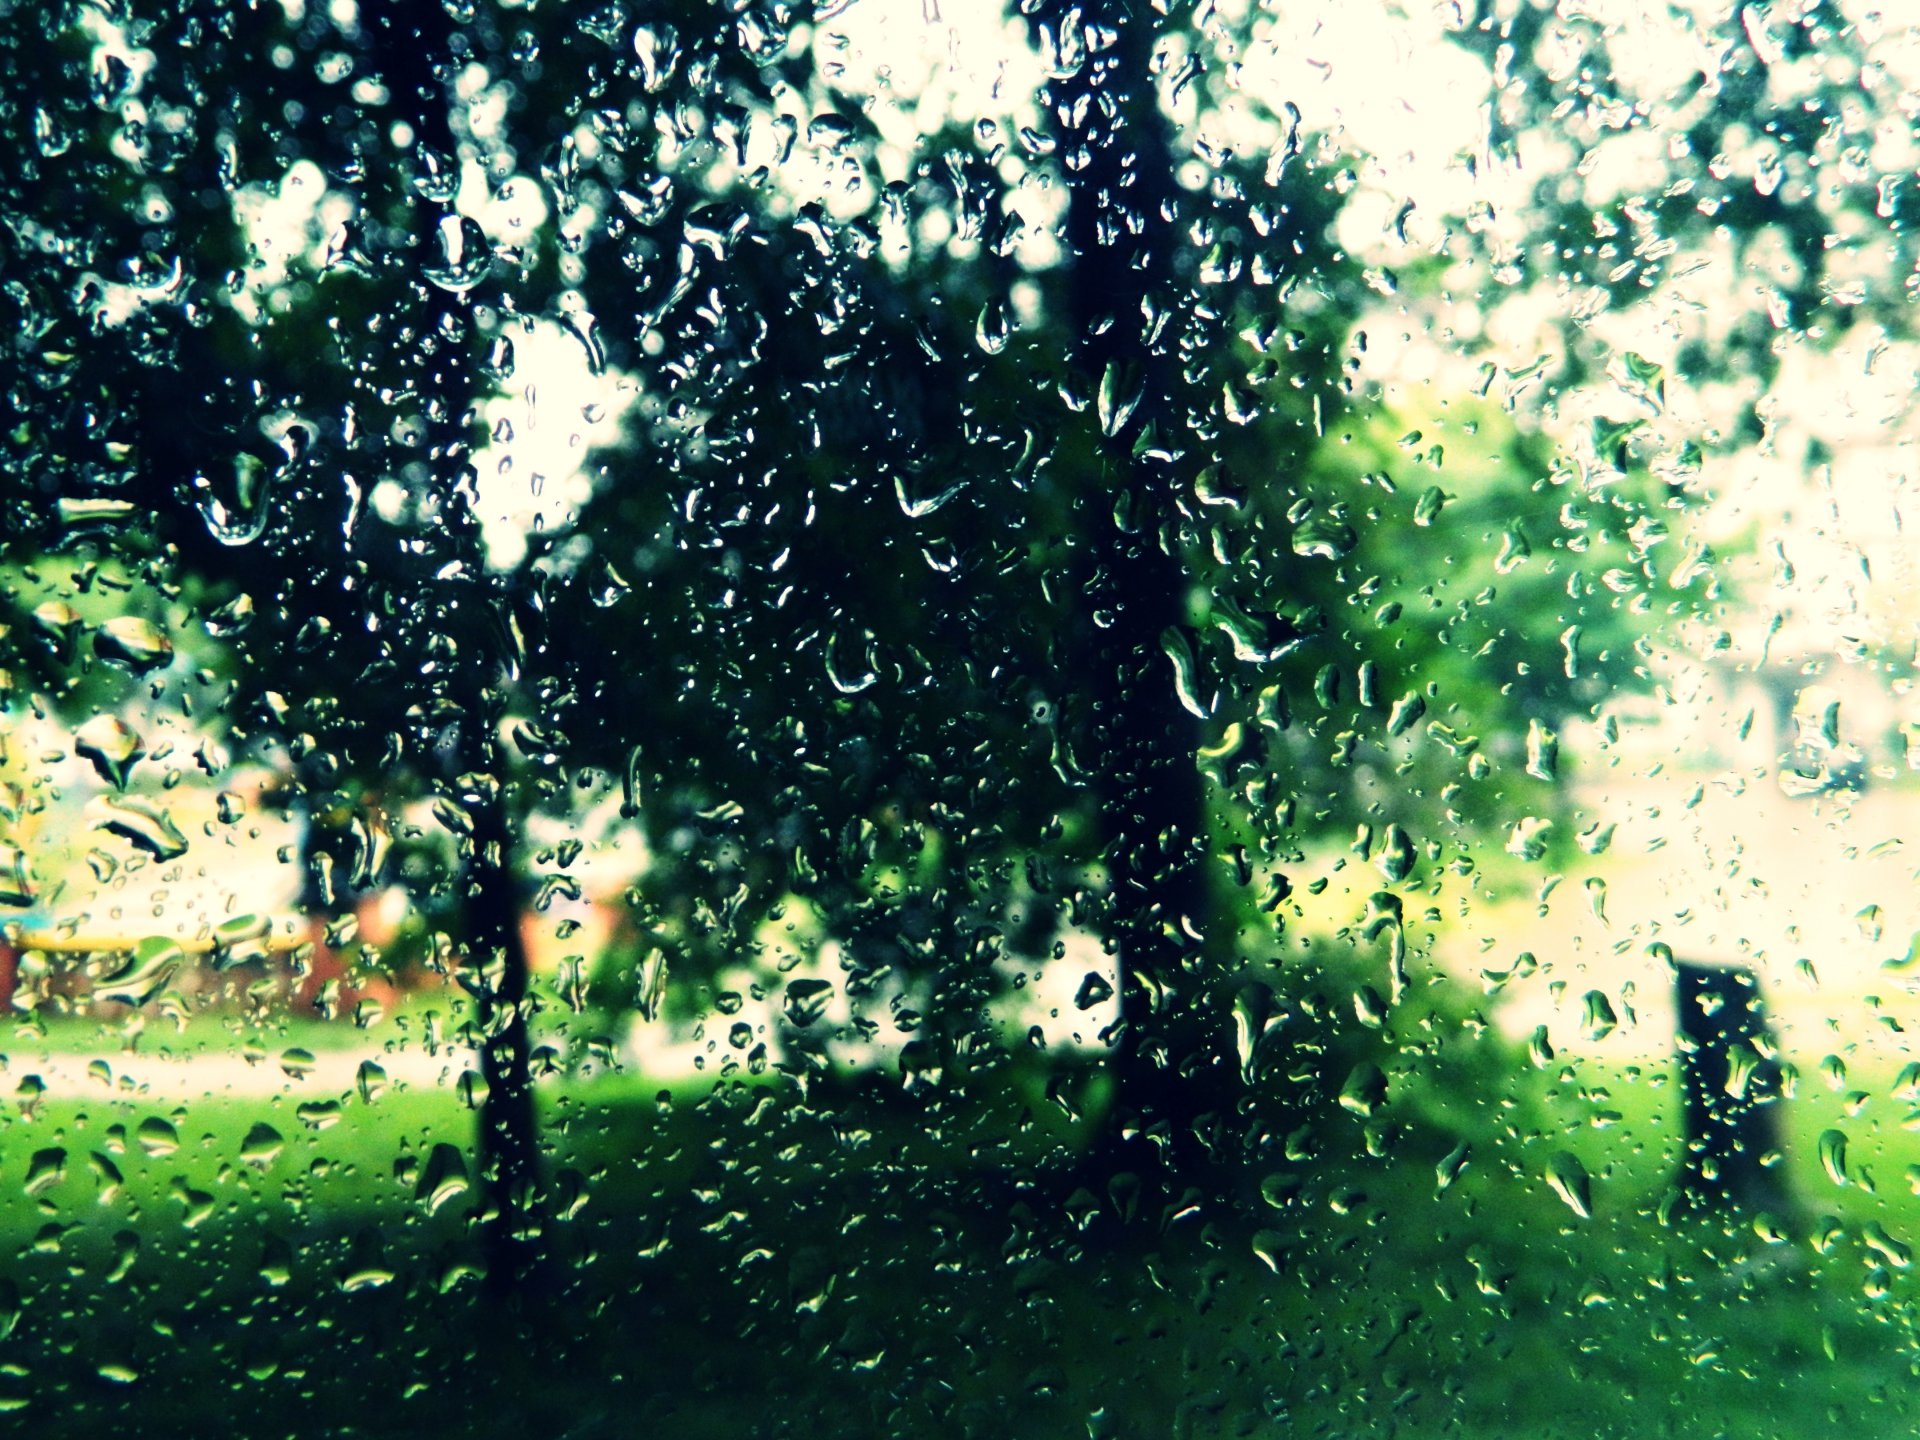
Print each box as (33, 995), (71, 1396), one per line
(0, 1043), (1917, 1437)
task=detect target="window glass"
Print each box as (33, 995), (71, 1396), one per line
(2, 0), (1916, 1434)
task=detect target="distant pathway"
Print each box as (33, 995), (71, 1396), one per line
(0, 1044), (480, 1100)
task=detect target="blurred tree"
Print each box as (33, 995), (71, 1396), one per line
(516, 0), (1701, 1214)
(0, 0), (1717, 1272)
(0, 0), (543, 1288)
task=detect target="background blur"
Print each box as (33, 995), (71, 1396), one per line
(2, 0), (1919, 1434)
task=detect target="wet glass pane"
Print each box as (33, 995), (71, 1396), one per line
(2, 0), (1917, 1433)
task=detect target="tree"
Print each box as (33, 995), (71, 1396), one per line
(1, 0), (1713, 1285)
(518, 0), (1700, 1217)
(0, 0), (545, 1288)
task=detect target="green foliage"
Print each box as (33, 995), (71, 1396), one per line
(0, 0), (1722, 1136)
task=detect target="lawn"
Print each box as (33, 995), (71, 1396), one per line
(2, 1019), (1919, 1438)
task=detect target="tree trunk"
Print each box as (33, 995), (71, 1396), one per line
(366, 5), (546, 1293)
(1673, 960), (1790, 1217)
(463, 726), (546, 1296)
(1036, 1), (1246, 1218)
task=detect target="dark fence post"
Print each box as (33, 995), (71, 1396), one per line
(1674, 961), (1790, 1216)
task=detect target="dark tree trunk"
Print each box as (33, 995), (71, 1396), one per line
(1035, 1), (1245, 1219)
(1673, 961), (1790, 1217)
(462, 708), (546, 1296)
(367, 5), (546, 1293)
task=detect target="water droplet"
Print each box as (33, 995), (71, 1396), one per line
(240, 1123), (284, 1169)
(1338, 1062), (1387, 1117)
(191, 455), (273, 546)
(89, 1151), (123, 1204)
(95, 938), (184, 1007)
(1160, 627), (1212, 719)
(1291, 513), (1357, 560)
(0, 846), (36, 907)
(56, 496), (137, 532)
(23, 1148), (65, 1196)
(806, 112), (855, 150)
(782, 978), (834, 1028)
(136, 1116), (179, 1158)
(206, 593), (256, 635)
(553, 1167), (591, 1221)
(415, 1143), (470, 1214)
(1525, 720), (1558, 781)
(619, 742), (645, 820)
(210, 915), (270, 970)
(1375, 824), (1414, 883)
(1207, 599), (1301, 664)
(1590, 414), (1644, 462)
(422, 215), (494, 293)
(825, 630), (879, 694)
(90, 795), (189, 861)
(1864, 1222), (1913, 1270)
(975, 298), (1013, 355)
(1527, 1025), (1555, 1068)
(1226, 984), (1276, 1081)
(106, 1230), (138, 1282)
(1580, 990), (1618, 1041)
(74, 715), (144, 789)
(1494, 525), (1531, 574)
(1096, 362), (1142, 437)
(1856, 905), (1884, 943)
(1560, 624), (1583, 679)
(1585, 877), (1608, 924)
(1384, 692), (1426, 738)
(1545, 1152), (1592, 1218)
(1251, 1230), (1286, 1275)
(1620, 351), (1666, 411)
(1506, 817), (1552, 862)
(339, 1254), (395, 1293)
(409, 146), (460, 204)
(633, 22), (683, 89)
(636, 949), (669, 1023)
(1819, 1129), (1849, 1187)
(296, 1100), (343, 1130)
(1260, 1172), (1302, 1209)
(259, 1235), (293, 1288)
(893, 471), (967, 519)
(683, 202), (749, 258)
(1435, 1142), (1470, 1195)
(93, 616), (173, 674)
(31, 600), (82, 659)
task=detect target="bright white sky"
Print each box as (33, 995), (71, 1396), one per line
(179, 0), (1917, 644)
(469, 0), (1501, 564)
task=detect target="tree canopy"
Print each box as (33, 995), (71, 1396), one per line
(0, 0), (1788, 1281)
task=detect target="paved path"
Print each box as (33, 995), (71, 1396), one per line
(0, 1044), (479, 1100)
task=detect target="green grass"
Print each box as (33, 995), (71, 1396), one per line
(1, 1041), (1919, 1438)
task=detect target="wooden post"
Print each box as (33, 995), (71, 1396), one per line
(1674, 961), (1790, 1215)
